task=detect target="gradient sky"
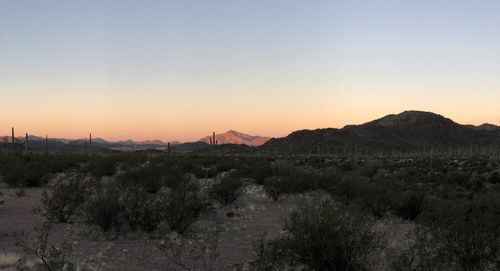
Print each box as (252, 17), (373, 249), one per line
(1, 0), (499, 141)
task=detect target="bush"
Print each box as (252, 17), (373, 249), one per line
(263, 176), (286, 201)
(163, 182), (206, 234)
(420, 197), (500, 270)
(118, 164), (167, 193)
(330, 175), (366, 204)
(121, 189), (163, 232)
(41, 175), (90, 223)
(209, 175), (245, 206)
(359, 183), (395, 217)
(391, 226), (439, 271)
(83, 157), (117, 178)
(252, 199), (381, 271)
(249, 234), (289, 271)
(395, 191), (425, 220)
(86, 193), (122, 231)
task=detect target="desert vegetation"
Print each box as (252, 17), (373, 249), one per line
(1, 150), (500, 270)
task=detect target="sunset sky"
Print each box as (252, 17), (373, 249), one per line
(1, 0), (499, 142)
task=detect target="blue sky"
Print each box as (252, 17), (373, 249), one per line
(0, 0), (499, 141)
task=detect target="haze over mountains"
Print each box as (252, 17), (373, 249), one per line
(1, 111), (499, 153)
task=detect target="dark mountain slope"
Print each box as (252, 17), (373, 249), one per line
(261, 111), (500, 153)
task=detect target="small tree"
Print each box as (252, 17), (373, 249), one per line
(40, 174), (90, 223)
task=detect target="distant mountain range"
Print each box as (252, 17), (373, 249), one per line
(1, 111), (499, 154)
(261, 111), (500, 153)
(0, 130), (269, 152)
(199, 130), (270, 146)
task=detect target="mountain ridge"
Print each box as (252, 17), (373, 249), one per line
(261, 111), (500, 153)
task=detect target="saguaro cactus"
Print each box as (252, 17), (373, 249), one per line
(25, 133), (29, 153)
(209, 132), (217, 153)
(11, 127), (14, 144)
(89, 133), (93, 154)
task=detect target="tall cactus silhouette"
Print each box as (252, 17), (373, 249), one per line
(11, 127), (14, 144)
(89, 133), (93, 154)
(25, 133), (28, 153)
(209, 131), (217, 153)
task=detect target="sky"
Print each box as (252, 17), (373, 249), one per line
(0, 0), (499, 142)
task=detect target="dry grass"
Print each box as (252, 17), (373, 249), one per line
(0, 252), (21, 269)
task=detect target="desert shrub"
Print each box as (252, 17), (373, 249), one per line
(390, 226), (440, 271)
(250, 162), (274, 185)
(118, 164), (167, 193)
(121, 189), (163, 232)
(263, 176), (287, 201)
(163, 182), (207, 234)
(360, 159), (383, 177)
(330, 175), (367, 204)
(340, 160), (355, 171)
(395, 191), (425, 220)
(83, 156), (117, 178)
(249, 234), (289, 271)
(190, 165), (218, 179)
(488, 171), (500, 184)
(359, 183), (395, 217)
(40, 175), (90, 223)
(209, 175), (245, 206)
(3, 158), (49, 187)
(11, 220), (78, 271)
(0, 153), (88, 187)
(86, 193), (122, 231)
(251, 199), (381, 271)
(421, 197), (500, 270)
(285, 199), (380, 270)
(445, 170), (470, 186)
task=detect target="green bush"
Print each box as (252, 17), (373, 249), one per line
(251, 199), (381, 271)
(86, 193), (122, 231)
(263, 176), (287, 201)
(41, 175), (90, 223)
(118, 164), (167, 193)
(420, 196), (500, 270)
(83, 157), (117, 178)
(121, 189), (163, 232)
(163, 182), (207, 234)
(209, 175), (245, 206)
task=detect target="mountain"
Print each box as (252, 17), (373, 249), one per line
(261, 111), (500, 153)
(467, 123), (500, 131)
(200, 130), (270, 146)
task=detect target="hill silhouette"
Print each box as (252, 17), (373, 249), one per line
(261, 111), (500, 153)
